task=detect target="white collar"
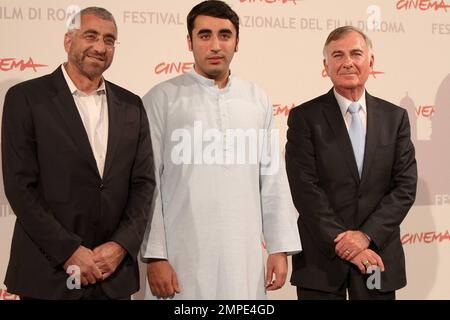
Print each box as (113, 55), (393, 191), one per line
(333, 88), (367, 117)
(61, 64), (106, 95)
(188, 66), (234, 90)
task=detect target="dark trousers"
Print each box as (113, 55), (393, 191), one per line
(297, 267), (395, 300)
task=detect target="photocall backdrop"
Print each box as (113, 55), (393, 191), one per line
(0, 0), (449, 300)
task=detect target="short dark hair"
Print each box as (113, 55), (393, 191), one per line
(187, 0), (239, 39)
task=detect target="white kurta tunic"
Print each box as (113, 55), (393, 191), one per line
(141, 68), (301, 299)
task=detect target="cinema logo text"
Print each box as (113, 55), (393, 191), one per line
(273, 103), (296, 117)
(396, 0), (450, 11)
(0, 57), (47, 72)
(415, 105), (436, 117)
(155, 62), (194, 75)
(402, 230), (450, 245)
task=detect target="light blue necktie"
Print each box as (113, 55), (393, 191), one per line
(348, 102), (365, 177)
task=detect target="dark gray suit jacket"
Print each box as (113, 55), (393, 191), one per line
(286, 89), (417, 292)
(2, 67), (155, 299)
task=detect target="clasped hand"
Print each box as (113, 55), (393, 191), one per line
(63, 241), (126, 286)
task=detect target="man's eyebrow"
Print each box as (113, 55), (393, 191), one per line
(331, 49), (343, 55)
(197, 29), (212, 35)
(82, 29), (116, 39)
(218, 29), (232, 34)
(82, 29), (99, 35)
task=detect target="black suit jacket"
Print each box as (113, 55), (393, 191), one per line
(286, 89), (417, 292)
(1, 67), (155, 299)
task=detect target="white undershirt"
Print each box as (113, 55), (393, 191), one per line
(61, 65), (109, 177)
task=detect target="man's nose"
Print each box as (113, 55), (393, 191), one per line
(343, 57), (354, 68)
(210, 35), (221, 51)
(92, 38), (107, 53)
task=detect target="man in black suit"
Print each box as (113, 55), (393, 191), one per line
(285, 26), (417, 300)
(1, 7), (155, 299)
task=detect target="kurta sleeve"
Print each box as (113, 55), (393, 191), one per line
(259, 92), (302, 255)
(140, 86), (168, 260)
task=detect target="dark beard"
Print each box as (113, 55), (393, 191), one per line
(74, 53), (109, 80)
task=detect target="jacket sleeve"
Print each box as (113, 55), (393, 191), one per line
(259, 94), (302, 255)
(285, 107), (347, 260)
(110, 96), (156, 262)
(2, 85), (82, 267)
(139, 87), (169, 261)
(360, 110), (417, 250)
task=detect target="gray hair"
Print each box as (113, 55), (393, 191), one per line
(323, 26), (373, 58)
(68, 6), (117, 32)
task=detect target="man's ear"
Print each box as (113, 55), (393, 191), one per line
(369, 53), (375, 70)
(323, 58), (329, 77)
(64, 32), (72, 53)
(235, 37), (239, 52)
(187, 35), (193, 52)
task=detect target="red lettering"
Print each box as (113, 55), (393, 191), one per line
(3, 292), (18, 300)
(433, 230), (450, 242)
(401, 233), (412, 244)
(273, 103), (296, 116)
(155, 62), (194, 75)
(154, 62), (168, 75)
(0, 58), (15, 71)
(0, 288), (19, 300)
(0, 57), (47, 72)
(415, 105), (436, 117)
(402, 230), (450, 245)
(396, 0), (450, 11)
(181, 62), (194, 74)
(424, 231), (434, 243)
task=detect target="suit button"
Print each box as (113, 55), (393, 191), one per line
(358, 193), (362, 198)
(100, 183), (104, 190)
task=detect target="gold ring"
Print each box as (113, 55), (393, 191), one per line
(362, 260), (370, 268)
(344, 249), (351, 255)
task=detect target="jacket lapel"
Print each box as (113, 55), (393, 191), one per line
(51, 67), (99, 176)
(102, 82), (125, 179)
(360, 92), (380, 185)
(322, 89), (360, 183)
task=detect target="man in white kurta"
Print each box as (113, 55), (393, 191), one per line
(140, 0), (301, 300)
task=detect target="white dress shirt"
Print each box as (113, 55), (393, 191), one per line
(61, 65), (109, 177)
(334, 88), (367, 134)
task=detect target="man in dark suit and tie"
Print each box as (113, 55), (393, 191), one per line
(285, 26), (417, 300)
(1, 7), (155, 299)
